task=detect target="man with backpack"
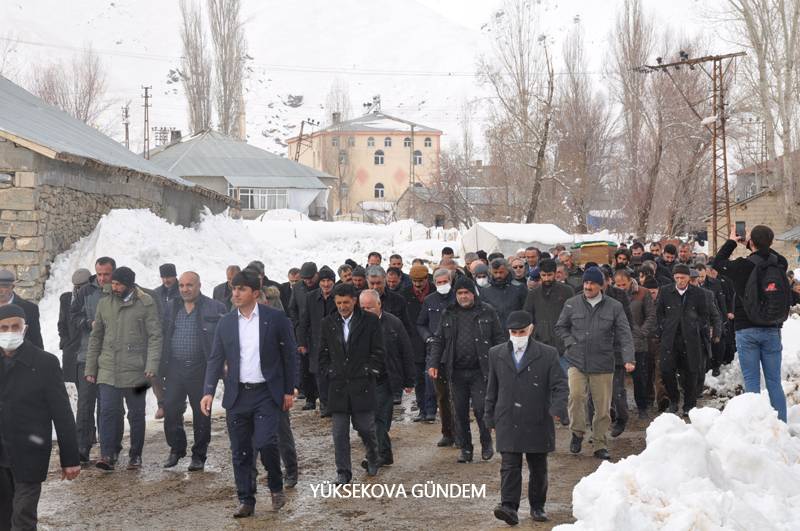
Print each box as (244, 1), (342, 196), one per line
(712, 225), (790, 422)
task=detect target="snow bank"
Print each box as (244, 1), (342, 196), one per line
(555, 394), (800, 531)
(705, 316), (800, 414)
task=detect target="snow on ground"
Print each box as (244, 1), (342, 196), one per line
(704, 316), (800, 423)
(554, 393), (800, 531)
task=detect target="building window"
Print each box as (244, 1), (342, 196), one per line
(403, 137), (412, 147)
(367, 136), (375, 147)
(424, 137), (432, 148)
(338, 150), (347, 164)
(237, 188), (289, 210)
(332, 136), (339, 147)
(374, 182), (385, 199)
(227, 183), (235, 197)
(414, 150), (422, 165)
(347, 136), (355, 147)
(374, 149), (384, 165)
(384, 137), (392, 147)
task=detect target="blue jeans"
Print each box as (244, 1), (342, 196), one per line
(736, 327), (787, 422)
(559, 355), (570, 376)
(98, 384), (146, 458)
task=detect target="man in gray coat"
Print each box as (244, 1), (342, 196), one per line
(555, 267), (634, 460)
(485, 311), (568, 525)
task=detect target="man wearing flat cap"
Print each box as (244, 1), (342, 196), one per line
(288, 262), (319, 411)
(85, 266), (162, 471)
(401, 264), (436, 423)
(58, 268), (91, 385)
(486, 310), (568, 525)
(0, 304), (81, 530)
(0, 269), (43, 348)
(154, 263), (179, 310)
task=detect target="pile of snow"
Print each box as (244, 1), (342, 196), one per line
(705, 316), (800, 409)
(555, 394), (800, 531)
(37, 209), (452, 360)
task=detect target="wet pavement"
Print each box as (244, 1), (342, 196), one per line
(38, 394), (650, 530)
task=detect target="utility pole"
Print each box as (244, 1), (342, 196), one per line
(639, 51), (746, 254)
(121, 103), (130, 149)
(142, 86), (152, 159)
(293, 118), (318, 162)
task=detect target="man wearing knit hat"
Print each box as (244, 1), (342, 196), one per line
(555, 267), (634, 461)
(58, 268), (91, 385)
(428, 277), (505, 463)
(154, 263), (179, 310)
(401, 264), (435, 422)
(85, 266), (162, 471)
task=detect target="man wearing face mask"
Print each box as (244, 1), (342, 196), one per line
(0, 304), (81, 530)
(0, 269), (43, 348)
(428, 277), (505, 464)
(485, 311), (568, 525)
(480, 259), (528, 338)
(471, 262), (491, 291)
(85, 266), (162, 471)
(417, 269), (457, 445)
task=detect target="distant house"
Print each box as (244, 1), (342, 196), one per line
(395, 184), (511, 228)
(149, 130), (335, 220)
(286, 109), (442, 216)
(0, 75), (235, 300)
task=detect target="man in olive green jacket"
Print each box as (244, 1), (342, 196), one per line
(85, 267), (161, 471)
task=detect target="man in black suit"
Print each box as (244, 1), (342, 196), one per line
(212, 265), (241, 312)
(319, 283), (385, 485)
(58, 268), (91, 384)
(0, 304), (81, 530)
(200, 270), (296, 518)
(0, 269), (43, 348)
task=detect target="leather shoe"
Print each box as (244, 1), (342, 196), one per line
(187, 457), (205, 472)
(610, 422), (626, 438)
(320, 405), (331, 418)
(302, 401), (316, 411)
(95, 457), (114, 471)
(163, 452), (185, 468)
(334, 472), (351, 485)
(531, 508), (549, 522)
(424, 413), (436, 423)
(436, 436), (454, 447)
(271, 491), (286, 511)
(457, 449), (473, 463)
(412, 413), (425, 422)
(232, 504), (254, 518)
(658, 397), (671, 412)
(481, 446), (494, 461)
(366, 459), (379, 476)
(493, 504), (519, 526)
(593, 448), (610, 460)
(569, 434), (583, 454)
(380, 451), (394, 466)
(284, 475), (298, 489)
(127, 455), (142, 470)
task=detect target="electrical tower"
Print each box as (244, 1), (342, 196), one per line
(152, 126), (174, 147)
(142, 86), (152, 159)
(639, 51), (746, 253)
(121, 103), (130, 149)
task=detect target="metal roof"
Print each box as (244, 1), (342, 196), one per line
(149, 130), (333, 189)
(776, 225), (800, 241)
(0, 75), (196, 189)
(316, 111), (441, 134)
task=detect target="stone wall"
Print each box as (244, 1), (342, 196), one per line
(0, 142), (236, 300)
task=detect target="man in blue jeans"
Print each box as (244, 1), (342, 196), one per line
(712, 225), (789, 422)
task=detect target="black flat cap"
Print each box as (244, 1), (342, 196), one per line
(506, 310), (532, 330)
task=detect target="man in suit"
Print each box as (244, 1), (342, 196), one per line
(0, 304), (81, 530)
(59, 268), (91, 385)
(200, 269), (296, 518)
(0, 269), (43, 348)
(213, 265), (241, 312)
(318, 282), (385, 485)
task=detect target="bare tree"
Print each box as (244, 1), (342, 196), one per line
(180, 0), (212, 133)
(0, 33), (18, 77)
(552, 25), (614, 233)
(726, 0), (800, 223)
(324, 78), (353, 125)
(208, 0), (247, 138)
(29, 46), (111, 128)
(479, 0), (555, 223)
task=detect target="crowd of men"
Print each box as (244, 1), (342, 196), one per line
(0, 224), (797, 528)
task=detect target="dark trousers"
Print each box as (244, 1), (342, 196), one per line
(710, 333), (726, 371)
(450, 368), (491, 453)
(314, 370), (329, 409)
(723, 320), (736, 364)
(500, 452), (547, 512)
(278, 410), (297, 480)
(301, 355), (317, 403)
(611, 365), (629, 425)
(332, 410), (378, 478)
(632, 351), (650, 411)
(227, 385), (283, 506)
(75, 362), (99, 455)
(434, 374), (455, 439)
(98, 384), (146, 459)
(0, 466), (41, 531)
(163, 364), (210, 460)
(374, 380), (394, 460)
(661, 341), (697, 413)
(414, 362), (436, 416)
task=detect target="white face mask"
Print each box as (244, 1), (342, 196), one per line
(476, 277), (490, 288)
(0, 331), (25, 351)
(436, 284), (451, 295)
(510, 335), (529, 351)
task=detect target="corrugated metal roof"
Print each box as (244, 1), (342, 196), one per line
(149, 130), (335, 188)
(777, 225), (800, 241)
(225, 175), (327, 189)
(0, 75), (195, 188)
(317, 111), (441, 134)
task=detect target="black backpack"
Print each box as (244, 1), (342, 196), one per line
(742, 254), (791, 326)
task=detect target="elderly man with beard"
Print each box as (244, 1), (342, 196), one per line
(481, 259), (528, 335)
